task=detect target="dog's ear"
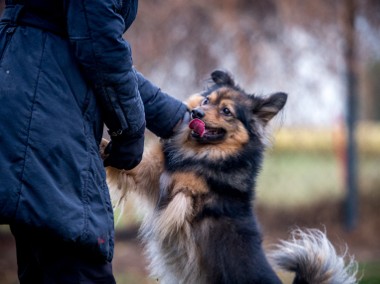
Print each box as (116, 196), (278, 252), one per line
(211, 70), (235, 86)
(254, 92), (287, 124)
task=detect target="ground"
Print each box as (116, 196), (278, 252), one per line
(1, 192), (379, 284)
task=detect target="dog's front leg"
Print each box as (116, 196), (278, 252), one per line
(100, 138), (164, 208)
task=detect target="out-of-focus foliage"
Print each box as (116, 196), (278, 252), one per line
(125, 0), (380, 125)
(1, 0), (379, 123)
(273, 123), (380, 155)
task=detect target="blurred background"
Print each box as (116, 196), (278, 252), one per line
(1, 0), (379, 283)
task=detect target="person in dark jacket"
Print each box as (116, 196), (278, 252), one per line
(0, 0), (188, 282)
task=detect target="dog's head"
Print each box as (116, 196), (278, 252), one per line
(176, 70), (287, 158)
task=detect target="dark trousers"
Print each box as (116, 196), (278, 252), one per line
(10, 226), (116, 284)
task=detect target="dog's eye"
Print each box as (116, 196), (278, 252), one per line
(222, 107), (232, 116)
(201, 98), (209, 105)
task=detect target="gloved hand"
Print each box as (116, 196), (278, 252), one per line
(103, 124), (145, 170)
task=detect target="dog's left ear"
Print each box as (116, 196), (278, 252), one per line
(255, 92), (287, 124)
(211, 70), (235, 87)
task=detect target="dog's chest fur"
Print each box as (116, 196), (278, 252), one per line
(139, 140), (279, 284)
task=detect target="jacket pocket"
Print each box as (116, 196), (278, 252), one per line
(0, 25), (16, 64)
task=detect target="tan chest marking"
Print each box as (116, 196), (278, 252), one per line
(169, 171), (209, 196)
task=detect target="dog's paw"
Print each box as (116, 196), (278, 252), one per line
(100, 138), (110, 161)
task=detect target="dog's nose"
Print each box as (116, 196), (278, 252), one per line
(191, 108), (205, 119)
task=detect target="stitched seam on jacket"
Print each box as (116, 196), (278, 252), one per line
(0, 25), (14, 66)
(80, 123), (90, 241)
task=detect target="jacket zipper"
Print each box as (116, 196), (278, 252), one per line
(0, 26), (16, 64)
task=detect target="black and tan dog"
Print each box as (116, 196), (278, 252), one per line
(104, 71), (357, 284)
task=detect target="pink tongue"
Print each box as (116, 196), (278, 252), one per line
(189, 118), (205, 137)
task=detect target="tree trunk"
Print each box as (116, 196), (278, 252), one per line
(342, 0), (358, 231)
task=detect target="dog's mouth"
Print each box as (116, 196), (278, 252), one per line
(189, 119), (226, 142)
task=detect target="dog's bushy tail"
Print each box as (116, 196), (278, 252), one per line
(270, 229), (358, 284)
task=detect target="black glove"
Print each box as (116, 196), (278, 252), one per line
(103, 124), (145, 170)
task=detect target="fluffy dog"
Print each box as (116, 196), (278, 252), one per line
(104, 70), (358, 284)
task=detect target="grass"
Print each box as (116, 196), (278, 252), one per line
(255, 148), (380, 283)
(359, 261), (380, 284)
(256, 150), (343, 207)
(115, 273), (155, 284)
(256, 132), (380, 208)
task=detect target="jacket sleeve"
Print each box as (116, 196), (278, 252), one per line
(135, 70), (188, 138)
(64, 0), (145, 135)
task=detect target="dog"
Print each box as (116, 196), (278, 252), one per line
(104, 70), (358, 284)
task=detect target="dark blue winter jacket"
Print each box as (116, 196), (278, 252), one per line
(0, 0), (187, 261)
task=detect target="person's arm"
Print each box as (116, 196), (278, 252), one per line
(135, 70), (188, 139)
(64, 0), (145, 170)
(65, 0), (145, 136)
